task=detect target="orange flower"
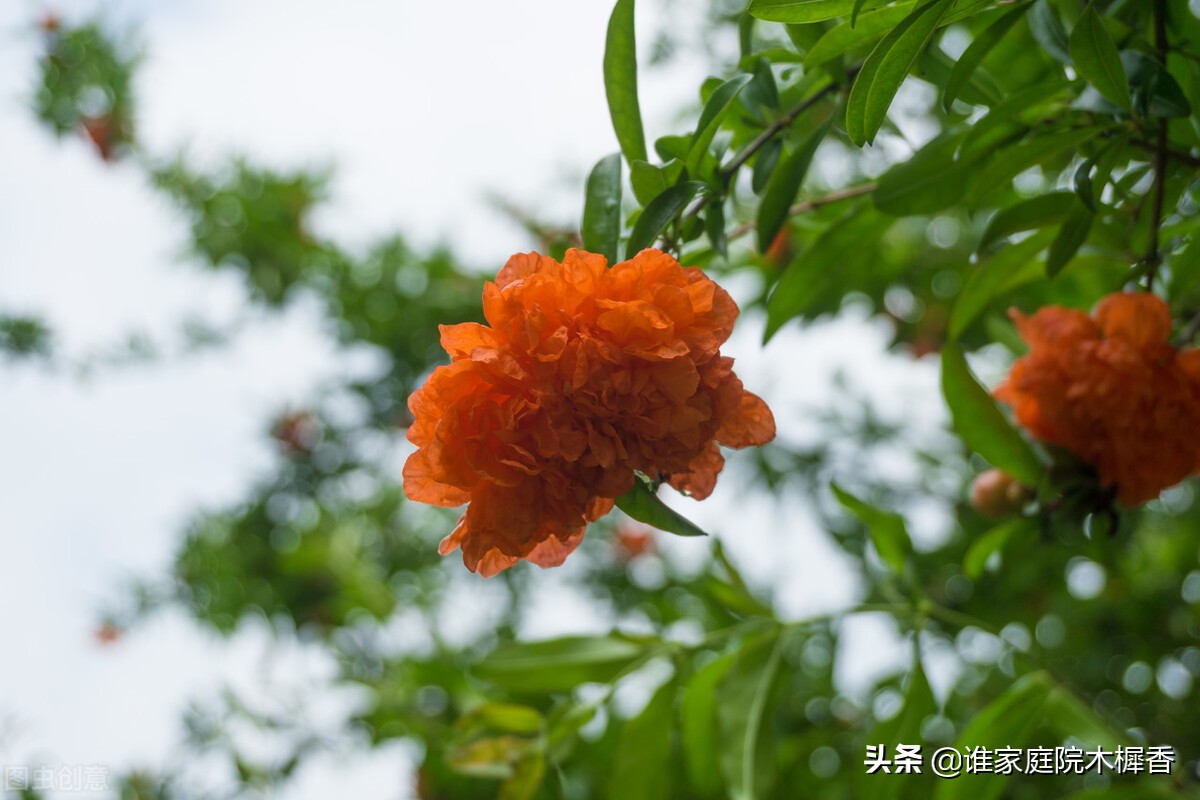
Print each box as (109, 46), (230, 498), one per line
(995, 292), (1200, 506)
(403, 248), (775, 576)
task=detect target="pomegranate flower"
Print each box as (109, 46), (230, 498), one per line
(995, 292), (1200, 506)
(403, 248), (775, 576)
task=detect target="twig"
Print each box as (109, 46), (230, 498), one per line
(725, 182), (877, 242)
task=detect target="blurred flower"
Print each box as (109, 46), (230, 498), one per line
(80, 114), (123, 162)
(970, 468), (1030, 519)
(404, 248), (775, 576)
(995, 292), (1200, 506)
(94, 622), (122, 646)
(272, 410), (319, 455)
(613, 523), (656, 561)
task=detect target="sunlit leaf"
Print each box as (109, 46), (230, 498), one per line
(749, 0), (888, 24)
(719, 634), (783, 800)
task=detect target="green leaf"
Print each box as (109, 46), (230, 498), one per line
(616, 474), (710, 537)
(966, 127), (1102, 208)
(605, 0), (648, 164)
(934, 672), (1053, 800)
(499, 751), (546, 800)
(718, 634), (784, 800)
(963, 516), (1038, 579)
(751, 138), (783, 194)
(764, 205), (882, 340)
(682, 652), (739, 796)
(582, 153), (623, 265)
(756, 118), (832, 252)
(749, 0), (887, 24)
(1045, 200), (1093, 276)
(1027, 0), (1072, 65)
(803, 3), (916, 69)
(1169, 233), (1200, 304)
(458, 703), (545, 736)
(979, 192), (1075, 252)
(1124, 51), (1192, 117)
(943, 2), (1032, 111)
(873, 132), (966, 215)
(706, 200), (728, 258)
(949, 228), (1056, 340)
(608, 677), (677, 800)
(831, 483), (912, 575)
(475, 635), (651, 693)
(941, 345), (1043, 487)
(687, 74), (753, 176)
(1068, 6), (1131, 110)
(630, 160), (670, 206)
(626, 181), (706, 256)
(860, 649), (937, 800)
(742, 58), (780, 120)
(846, 0), (955, 146)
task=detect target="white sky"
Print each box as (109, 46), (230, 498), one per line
(0, 1), (948, 797)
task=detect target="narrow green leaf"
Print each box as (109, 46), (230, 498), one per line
(582, 153), (623, 265)
(706, 200), (728, 258)
(749, 0), (887, 24)
(963, 516), (1038, 579)
(741, 58), (780, 120)
(682, 652), (738, 796)
(873, 132), (966, 215)
(1027, 0), (1072, 65)
(1124, 51), (1192, 117)
(958, 79), (1070, 161)
(751, 138), (783, 194)
(687, 74), (754, 176)
(803, 3), (915, 69)
(1045, 200), (1093, 276)
(933, 672), (1053, 800)
(1169, 233), (1200, 304)
(719, 634), (784, 800)
(941, 345), (1043, 487)
(608, 677), (677, 800)
(476, 636), (651, 693)
(604, 0), (648, 164)
(499, 751), (546, 800)
(966, 127), (1102, 208)
(616, 474), (710, 537)
(846, 0), (955, 146)
(458, 703), (545, 736)
(1068, 6), (1131, 110)
(943, 2), (1032, 111)
(626, 181), (706, 256)
(756, 118), (832, 252)
(764, 206), (882, 340)
(979, 192), (1075, 252)
(860, 649), (937, 800)
(831, 483), (912, 575)
(949, 228), (1056, 340)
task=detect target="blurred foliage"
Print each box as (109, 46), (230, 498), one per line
(12, 3), (1200, 800)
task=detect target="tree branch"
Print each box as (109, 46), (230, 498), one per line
(725, 182), (877, 242)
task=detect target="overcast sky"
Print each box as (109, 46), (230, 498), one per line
(0, 1), (949, 797)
